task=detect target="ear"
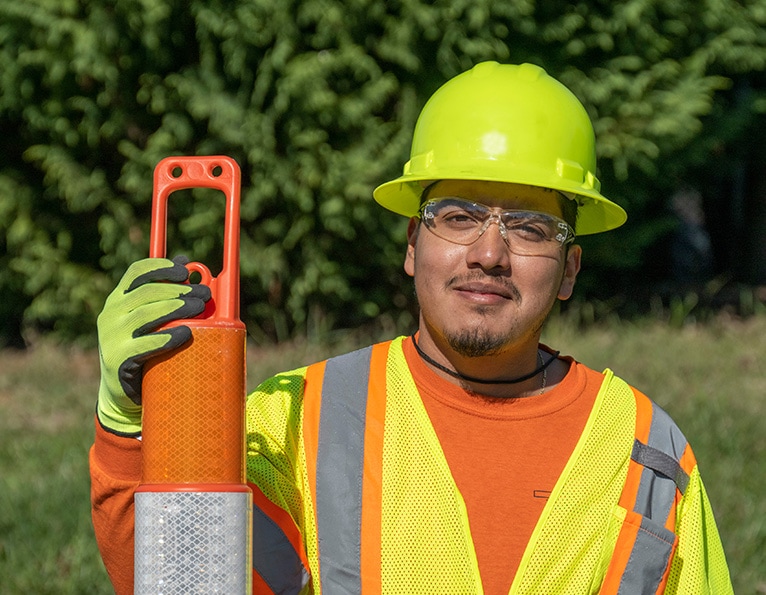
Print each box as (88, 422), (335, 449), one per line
(558, 244), (582, 300)
(404, 218), (419, 277)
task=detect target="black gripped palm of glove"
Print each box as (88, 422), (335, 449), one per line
(96, 256), (211, 436)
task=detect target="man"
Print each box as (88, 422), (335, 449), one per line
(91, 62), (733, 594)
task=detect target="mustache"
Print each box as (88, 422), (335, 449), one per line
(446, 274), (522, 301)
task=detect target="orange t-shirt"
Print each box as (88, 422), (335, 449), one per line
(402, 337), (602, 595)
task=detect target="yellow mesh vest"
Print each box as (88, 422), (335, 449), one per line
(381, 338), (483, 593)
(246, 367), (317, 594)
(665, 469), (733, 594)
(246, 337), (732, 594)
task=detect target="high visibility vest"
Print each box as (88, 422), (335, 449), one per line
(245, 337), (732, 594)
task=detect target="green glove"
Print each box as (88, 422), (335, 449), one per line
(96, 257), (211, 436)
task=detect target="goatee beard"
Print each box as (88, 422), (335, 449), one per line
(446, 329), (508, 358)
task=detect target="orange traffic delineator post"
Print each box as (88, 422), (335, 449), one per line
(134, 156), (251, 594)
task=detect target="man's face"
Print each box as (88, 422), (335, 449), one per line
(404, 180), (581, 358)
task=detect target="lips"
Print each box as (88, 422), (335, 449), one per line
(450, 278), (520, 301)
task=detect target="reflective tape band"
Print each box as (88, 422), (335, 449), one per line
(315, 346), (373, 594)
(645, 401), (689, 494)
(631, 400), (690, 526)
(135, 490), (251, 594)
(252, 503), (310, 594)
(617, 513), (677, 595)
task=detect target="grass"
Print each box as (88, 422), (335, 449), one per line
(0, 314), (764, 593)
(0, 343), (109, 593)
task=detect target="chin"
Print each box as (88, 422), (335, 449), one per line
(445, 329), (510, 358)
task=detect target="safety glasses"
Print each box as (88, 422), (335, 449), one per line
(419, 197), (575, 257)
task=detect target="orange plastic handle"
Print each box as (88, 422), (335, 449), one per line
(149, 156), (241, 322)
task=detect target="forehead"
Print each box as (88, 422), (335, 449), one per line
(426, 180), (564, 216)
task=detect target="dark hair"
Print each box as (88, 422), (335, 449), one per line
(558, 193), (578, 233)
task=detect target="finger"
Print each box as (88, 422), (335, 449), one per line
(185, 282), (212, 304)
(126, 278), (210, 304)
(119, 326), (193, 404)
(119, 277), (199, 311)
(126, 258), (190, 292)
(130, 284), (210, 337)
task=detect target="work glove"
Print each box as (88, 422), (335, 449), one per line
(96, 256), (211, 436)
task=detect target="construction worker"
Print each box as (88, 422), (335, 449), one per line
(90, 62), (733, 594)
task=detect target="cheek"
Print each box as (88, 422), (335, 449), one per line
(406, 236), (461, 280)
(512, 258), (567, 297)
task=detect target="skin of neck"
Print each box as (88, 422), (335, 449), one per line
(415, 320), (559, 399)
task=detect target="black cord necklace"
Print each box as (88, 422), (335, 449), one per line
(411, 333), (559, 385)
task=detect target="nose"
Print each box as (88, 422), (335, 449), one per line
(466, 216), (512, 271)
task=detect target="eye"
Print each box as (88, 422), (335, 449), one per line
(444, 209), (478, 223)
(434, 204), (485, 228)
(504, 215), (555, 242)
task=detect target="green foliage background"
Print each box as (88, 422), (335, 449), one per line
(2, 0), (766, 345)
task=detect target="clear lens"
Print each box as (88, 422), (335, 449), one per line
(420, 198), (574, 256)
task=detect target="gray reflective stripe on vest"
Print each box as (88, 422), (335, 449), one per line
(631, 401), (690, 524)
(612, 398), (686, 594)
(315, 346), (373, 594)
(252, 504), (311, 594)
(616, 514), (677, 595)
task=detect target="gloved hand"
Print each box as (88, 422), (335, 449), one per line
(96, 256), (211, 436)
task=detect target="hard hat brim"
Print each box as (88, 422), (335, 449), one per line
(373, 173), (627, 236)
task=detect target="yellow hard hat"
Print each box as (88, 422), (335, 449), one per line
(373, 61), (627, 235)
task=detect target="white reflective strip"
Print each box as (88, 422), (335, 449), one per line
(135, 491), (251, 594)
